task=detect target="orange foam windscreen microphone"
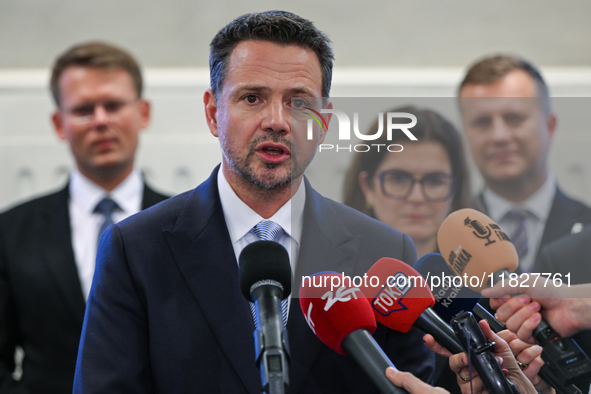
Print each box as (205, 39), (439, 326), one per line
(437, 208), (518, 292)
(299, 272), (410, 394)
(360, 258), (464, 354)
(438, 209), (591, 388)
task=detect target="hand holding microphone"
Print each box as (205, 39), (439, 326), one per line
(449, 320), (538, 394)
(355, 256), (525, 393)
(497, 330), (555, 394)
(451, 311), (520, 393)
(437, 208), (591, 391)
(415, 253), (565, 393)
(482, 280), (591, 342)
(437, 209), (579, 345)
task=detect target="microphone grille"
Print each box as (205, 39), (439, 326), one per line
(239, 240), (292, 302)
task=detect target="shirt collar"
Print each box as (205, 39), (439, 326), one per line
(483, 173), (556, 222)
(217, 164), (306, 245)
(69, 168), (143, 215)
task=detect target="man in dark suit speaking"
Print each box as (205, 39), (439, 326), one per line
(73, 11), (433, 393)
(0, 42), (168, 393)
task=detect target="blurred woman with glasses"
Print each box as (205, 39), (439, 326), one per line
(343, 106), (472, 259)
(344, 106), (472, 393)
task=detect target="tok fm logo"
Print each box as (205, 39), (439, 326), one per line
(303, 107), (328, 138)
(372, 272), (413, 316)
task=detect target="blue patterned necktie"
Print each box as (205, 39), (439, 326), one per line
(506, 210), (529, 262)
(94, 198), (119, 246)
(249, 220), (289, 329)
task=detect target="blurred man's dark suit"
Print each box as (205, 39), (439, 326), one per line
(0, 183), (168, 393)
(473, 187), (591, 271)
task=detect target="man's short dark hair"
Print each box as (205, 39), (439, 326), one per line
(209, 10), (334, 99)
(459, 54), (551, 113)
(50, 41), (143, 107)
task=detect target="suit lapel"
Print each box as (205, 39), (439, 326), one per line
(163, 168), (260, 394)
(41, 182), (168, 328)
(41, 186), (86, 326)
(289, 179), (358, 394)
(472, 192), (488, 214)
(536, 188), (580, 266)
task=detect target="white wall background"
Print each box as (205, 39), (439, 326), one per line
(2, 1), (590, 68)
(2, 68), (591, 211)
(1, 1), (590, 210)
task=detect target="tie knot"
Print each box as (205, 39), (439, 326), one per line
(94, 198), (119, 216)
(251, 220), (284, 242)
(505, 209), (527, 223)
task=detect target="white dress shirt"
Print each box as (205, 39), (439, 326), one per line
(69, 169), (143, 300)
(217, 164), (306, 320)
(482, 174), (556, 272)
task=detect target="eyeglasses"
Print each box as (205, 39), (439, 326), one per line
(377, 170), (456, 202)
(62, 99), (138, 125)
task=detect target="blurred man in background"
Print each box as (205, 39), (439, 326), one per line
(459, 54), (591, 273)
(0, 41), (168, 393)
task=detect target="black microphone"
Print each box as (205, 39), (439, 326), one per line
(239, 241), (292, 394)
(452, 312), (520, 394)
(414, 253), (506, 332)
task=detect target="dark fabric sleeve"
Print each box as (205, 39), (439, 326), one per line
(73, 225), (154, 394)
(0, 215), (28, 394)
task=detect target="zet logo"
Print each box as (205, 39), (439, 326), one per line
(372, 272), (413, 316)
(303, 107), (418, 153)
(321, 286), (362, 311)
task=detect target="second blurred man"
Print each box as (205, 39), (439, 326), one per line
(458, 54), (591, 273)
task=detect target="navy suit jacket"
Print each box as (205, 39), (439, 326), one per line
(538, 225), (591, 284)
(0, 183), (168, 394)
(74, 166), (434, 393)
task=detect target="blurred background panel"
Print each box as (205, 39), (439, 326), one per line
(1, 0), (590, 210)
(2, 0), (590, 68)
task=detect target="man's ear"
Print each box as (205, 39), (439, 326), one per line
(547, 112), (557, 139)
(138, 99), (151, 130)
(204, 89), (219, 138)
(52, 111), (67, 140)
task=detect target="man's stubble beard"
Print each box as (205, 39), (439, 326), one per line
(221, 134), (309, 190)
